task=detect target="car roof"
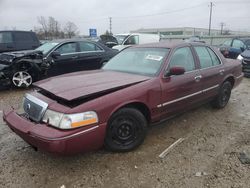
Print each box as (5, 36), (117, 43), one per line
(48, 38), (95, 43)
(0, 30), (35, 33)
(131, 41), (207, 49)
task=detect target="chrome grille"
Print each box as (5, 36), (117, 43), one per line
(23, 94), (48, 122)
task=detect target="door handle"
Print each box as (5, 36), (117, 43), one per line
(194, 75), (202, 82)
(71, 56), (78, 59)
(219, 69), (225, 75)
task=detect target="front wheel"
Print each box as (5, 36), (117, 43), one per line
(105, 108), (147, 152)
(12, 71), (33, 88)
(211, 81), (232, 109)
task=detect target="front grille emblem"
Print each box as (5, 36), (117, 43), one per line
(26, 103), (31, 113)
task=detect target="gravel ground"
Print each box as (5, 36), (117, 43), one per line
(0, 79), (250, 188)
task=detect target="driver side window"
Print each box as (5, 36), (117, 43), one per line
(55, 42), (77, 54)
(169, 47), (195, 72)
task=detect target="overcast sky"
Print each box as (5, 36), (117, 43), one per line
(0, 0), (249, 35)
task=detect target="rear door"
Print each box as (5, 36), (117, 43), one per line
(47, 42), (78, 76)
(160, 46), (203, 117)
(193, 46), (224, 99)
(77, 41), (105, 70)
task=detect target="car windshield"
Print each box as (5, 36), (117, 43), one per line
(36, 42), (59, 54)
(103, 47), (169, 76)
(115, 35), (129, 45)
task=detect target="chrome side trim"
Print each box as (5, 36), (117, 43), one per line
(157, 84), (219, 108)
(236, 74), (243, 79)
(35, 126), (99, 141)
(203, 84), (219, 92)
(161, 91), (203, 107)
(60, 50), (105, 56)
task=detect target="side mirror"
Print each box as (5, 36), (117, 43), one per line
(51, 51), (61, 59)
(167, 67), (185, 76)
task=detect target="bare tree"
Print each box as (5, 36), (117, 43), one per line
(64, 21), (78, 38)
(37, 16), (48, 39)
(36, 17), (79, 40)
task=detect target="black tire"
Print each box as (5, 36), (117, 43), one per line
(105, 108), (147, 152)
(211, 81), (232, 109)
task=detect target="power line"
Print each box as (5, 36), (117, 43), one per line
(114, 3), (206, 19)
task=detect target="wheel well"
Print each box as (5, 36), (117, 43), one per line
(224, 76), (235, 88)
(14, 60), (40, 81)
(122, 102), (151, 123)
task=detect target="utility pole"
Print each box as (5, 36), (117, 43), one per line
(208, 2), (214, 36)
(220, 22), (225, 35)
(109, 17), (112, 35)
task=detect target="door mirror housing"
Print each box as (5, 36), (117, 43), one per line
(51, 51), (61, 59)
(167, 67), (185, 76)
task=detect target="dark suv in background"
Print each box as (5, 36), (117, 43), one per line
(0, 30), (40, 53)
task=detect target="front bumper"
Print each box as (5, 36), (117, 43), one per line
(3, 110), (107, 155)
(242, 62), (250, 77)
(0, 71), (11, 87)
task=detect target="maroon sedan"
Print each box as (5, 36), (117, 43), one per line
(3, 42), (243, 154)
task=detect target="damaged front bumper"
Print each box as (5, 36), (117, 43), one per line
(0, 70), (11, 87)
(3, 110), (107, 155)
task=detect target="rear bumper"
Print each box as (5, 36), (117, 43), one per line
(234, 73), (244, 88)
(3, 110), (107, 155)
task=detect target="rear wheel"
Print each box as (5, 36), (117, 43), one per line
(105, 108), (147, 152)
(211, 81), (232, 109)
(12, 71), (33, 88)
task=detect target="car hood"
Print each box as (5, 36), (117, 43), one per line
(0, 50), (43, 65)
(34, 70), (151, 101)
(1, 50), (43, 57)
(241, 49), (250, 58)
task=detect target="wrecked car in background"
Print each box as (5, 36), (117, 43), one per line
(237, 49), (250, 77)
(0, 39), (118, 88)
(3, 42), (243, 155)
(219, 38), (250, 59)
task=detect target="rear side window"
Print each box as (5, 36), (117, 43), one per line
(0, 32), (13, 43)
(194, 46), (221, 69)
(169, 47), (195, 72)
(207, 48), (221, 66)
(232, 39), (246, 50)
(245, 40), (250, 49)
(79, 42), (102, 52)
(15, 32), (34, 42)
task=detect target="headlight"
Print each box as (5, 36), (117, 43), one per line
(237, 54), (243, 61)
(42, 109), (98, 129)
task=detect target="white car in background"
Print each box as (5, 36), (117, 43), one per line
(113, 33), (160, 51)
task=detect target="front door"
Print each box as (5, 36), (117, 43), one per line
(47, 42), (78, 76)
(160, 46), (203, 118)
